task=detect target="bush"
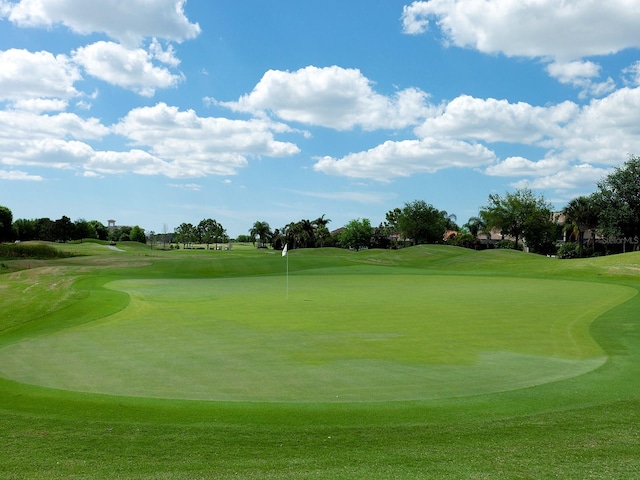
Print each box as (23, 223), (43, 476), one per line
(497, 240), (516, 249)
(0, 243), (73, 259)
(558, 242), (580, 259)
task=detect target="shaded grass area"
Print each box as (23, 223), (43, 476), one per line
(1, 244), (640, 478)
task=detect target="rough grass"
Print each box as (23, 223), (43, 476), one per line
(1, 244), (640, 479)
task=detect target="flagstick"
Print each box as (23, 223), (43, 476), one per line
(282, 243), (289, 300)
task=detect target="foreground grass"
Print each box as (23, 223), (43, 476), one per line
(1, 244), (639, 478)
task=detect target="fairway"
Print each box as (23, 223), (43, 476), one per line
(0, 272), (633, 402)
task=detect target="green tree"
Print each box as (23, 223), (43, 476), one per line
(89, 220), (109, 240)
(596, 155), (640, 244)
(175, 223), (196, 248)
(74, 218), (98, 242)
(35, 218), (55, 241)
(54, 216), (75, 242)
(12, 218), (36, 241)
(312, 215), (331, 247)
(480, 188), (554, 252)
(130, 225), (146, 243)
(198, 218), (223, 249)
(0, 206), (13, 242)
(340, 218), (372, 251)
(562, 195), (599, 256)
(397, 200), (449, 244)
(249, 221), (272, 248)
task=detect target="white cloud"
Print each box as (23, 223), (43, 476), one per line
(313, 84), (640, 190)
(0, 48), (80, 100)
(0, 109), (107, 172)
(168, 182), (202, 191)
(108, 102), (300, 178)
(553, 87), (640, 165)
(149, 38), (180, 67)
(314, 137), (496, 181)
(3, 0), (200, 45)
(510, 164), (610, 190)
(622, 61), (640, 87)
(546, 61), (615, 98)
(73, 41), (183, 96)
(546, 60), (601, 83)
(12, 98), (68, 113)
(401, 0), (640, 61)
(401, 1), (640, 96)
(485, 156), (568, 177)
(220, 65), (433, 131)
(0, 109), (108, 141)
(85, 149), (174, 176)
(416, 95), (577, 144)
(0, 169), (43, 181)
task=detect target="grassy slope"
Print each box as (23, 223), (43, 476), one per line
(1, 244), (639, 479)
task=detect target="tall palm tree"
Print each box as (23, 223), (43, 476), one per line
(464, 216), (487, 247)
(312, 214), (332, 247)
(562, 196), (599, 256)
(249, 221), (272, 248)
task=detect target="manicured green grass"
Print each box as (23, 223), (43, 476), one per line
(1, 244), (640, 478)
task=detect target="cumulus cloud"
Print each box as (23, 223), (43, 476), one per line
(622, 61), (640, 87)
(219, 65), (433, 131)
(510, 164), (610, 190)
(314, 137), (496, 181)
(0, 109), (103, 171)
(2, 0), (200, 45)
(401, 0), (640, 61)
(12, 98), (68, 113)
(312, 83), (640, 190)
(416, 95), (577, 144)
(107, 102), (301, 178)
(546, 61), (615, 98)
(485, 156), (568, 177)
(0, 48), (80, 100)
(401, 1), (640, 96)
(72, 41), (184, 96)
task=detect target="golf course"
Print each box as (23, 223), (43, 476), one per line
(1, 241), (639, 478)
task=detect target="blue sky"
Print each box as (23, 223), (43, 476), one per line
(1, 0), (640, 238)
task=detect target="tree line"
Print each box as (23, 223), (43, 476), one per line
(240, 155), (640, 257)
(0, 215), (147, 244)
(2, 155), (639, 257)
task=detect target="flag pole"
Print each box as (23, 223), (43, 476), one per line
(282, 243), (289, 299)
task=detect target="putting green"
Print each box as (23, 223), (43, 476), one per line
(0, 274), (634, 402)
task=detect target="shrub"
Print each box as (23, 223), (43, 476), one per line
(558, 242), (580, 259)
(0, 243), (73, 259)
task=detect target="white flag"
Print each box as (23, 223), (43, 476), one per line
(282, 243), (288, 257)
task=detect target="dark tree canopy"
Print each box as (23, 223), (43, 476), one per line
(397, 200), (448, 244)
(339, 218), (372, 251)
(0, 206), (13, 242)
(596, 155), (640, 240)
(480, 188), (555, 252)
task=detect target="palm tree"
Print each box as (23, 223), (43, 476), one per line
(562, 196), (599, 256)
(464, 216), (487, 247)
(312, 214), (332, 247)
(249, 221), (272, 248)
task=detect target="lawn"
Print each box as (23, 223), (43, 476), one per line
(1, 243), (639, 478)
